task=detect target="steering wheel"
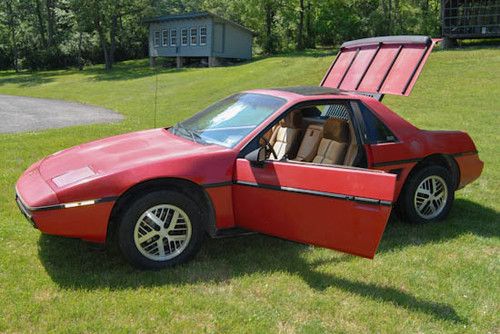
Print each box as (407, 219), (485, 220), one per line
(260, 136), (278, 159)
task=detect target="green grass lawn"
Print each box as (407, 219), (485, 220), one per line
(0, 48), (499, 333)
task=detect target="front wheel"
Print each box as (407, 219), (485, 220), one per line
(399, 165), (454, 224)
(118, 190), (204, 269)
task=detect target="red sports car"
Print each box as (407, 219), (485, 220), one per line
(16, 36), (483, 269)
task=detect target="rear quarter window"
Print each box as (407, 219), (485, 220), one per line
(358, 102), (397, 144)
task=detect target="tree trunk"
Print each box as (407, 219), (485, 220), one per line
(305, 0), (315, 48)
(77, 31), (84, 70)
(5, 0), (19, 72)
(297, 0), (305, 50)
(110, 14), (118, 66)
(46, 0), (55, 47)
(11, 26), (18, 72)
(264, 2), (276, 54)
(101, 36), (112, 71)
(95, 18), (111, 70)
(35, 0), (47, 47)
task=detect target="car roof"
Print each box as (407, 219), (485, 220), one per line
(267, 86), (344, 96)
(246, 86), (354, 100)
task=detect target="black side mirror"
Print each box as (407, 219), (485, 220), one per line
(245, 147), (266, 167)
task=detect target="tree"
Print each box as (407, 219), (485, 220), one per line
(261, 0), (281, 54)
(296, 0), (316, 50)
(46, 0), (56, 46)
(0, 0), (444, 71)
(0, 0), (21, 71)
(304, 0), (316, 48)
(34, 0), (47, 47)
(297, 0), (305, 50)
(72, 0), (149, 70)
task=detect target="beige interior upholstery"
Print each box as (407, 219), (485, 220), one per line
(260, 124), (277, 146)
(312, 118), (349, 165)
(294, 124), (323, 162)
(269, 111), (302, 160)
(343, 121), (358, 166)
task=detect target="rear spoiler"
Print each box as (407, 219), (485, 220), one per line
(341, 36), (432, 49)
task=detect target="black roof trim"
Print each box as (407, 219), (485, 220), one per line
(341, 35), (432, 49)
(144, 11), (254, 35)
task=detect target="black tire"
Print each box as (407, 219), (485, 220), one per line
(399, 165), (454, 224)
(118, 190), (204, 269)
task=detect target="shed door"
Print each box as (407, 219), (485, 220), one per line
(213, 23), (224, 53)
(321, 36), (438, 96)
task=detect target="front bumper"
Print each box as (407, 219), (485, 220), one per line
(14, 192), (115, 243)
(15, 189), (116, 244)
(15, 194), (36, 227)
(16, 163), (117, 243)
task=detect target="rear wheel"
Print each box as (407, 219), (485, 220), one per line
(399, 165), (454, 224)
(118, 190), (204, 269)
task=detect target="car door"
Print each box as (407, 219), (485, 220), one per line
(232, 159), (396, 258)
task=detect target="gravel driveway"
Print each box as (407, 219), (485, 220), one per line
(0, 95), (123, 133)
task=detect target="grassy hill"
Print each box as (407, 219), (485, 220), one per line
(0, 48), (499, 333)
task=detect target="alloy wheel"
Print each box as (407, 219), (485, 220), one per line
(133, 204), (192, 261)
(413, 175), (448, 219)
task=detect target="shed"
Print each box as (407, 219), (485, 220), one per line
(144, 12), (253, 67)
(441, 0), (500, 46)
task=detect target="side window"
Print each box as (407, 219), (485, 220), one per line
(153, 31), (160, 47)
(170, 29), (177, 46)
(200, 26), (207, 45)
(190, 27), (198, 45)
(357, 102), (397, 144)
(181, 28), (188, 46)
(162, 30), (169, 46)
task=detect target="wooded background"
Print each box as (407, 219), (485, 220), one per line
(0, 0), (441, 71)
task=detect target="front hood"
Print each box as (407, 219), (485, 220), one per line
(38, 128), (225, 187)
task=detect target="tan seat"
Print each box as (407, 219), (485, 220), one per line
(294, 124), (323, 162)
(269, 111), (302, 160)
(312, 118), (349, 165)
(343, 121), (358, 166)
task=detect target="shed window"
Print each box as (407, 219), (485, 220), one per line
(200, 27), (207, 45)
(181, 29), (188, 46)
(153, 31), (160, 47)
(190, 27), (198, 45)
(162, 30), (169, 46)
(170, 29), (177, 46)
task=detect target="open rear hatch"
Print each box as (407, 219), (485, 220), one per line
(321, 36), (438, 96)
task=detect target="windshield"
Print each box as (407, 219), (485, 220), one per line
(169, 93), (286, 148)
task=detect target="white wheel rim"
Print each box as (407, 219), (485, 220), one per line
(134, 204), (192, 261)
(414, 175), (448, 219)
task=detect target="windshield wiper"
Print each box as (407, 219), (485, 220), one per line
(173, 123), (205, 144)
